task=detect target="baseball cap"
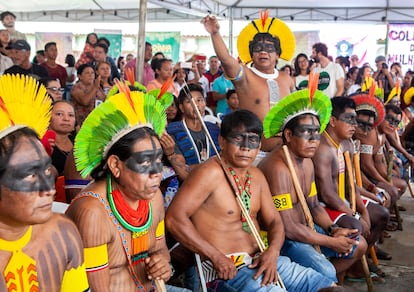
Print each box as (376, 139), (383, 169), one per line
(375, 55), (386, 63)
(6, 39), (31, 51)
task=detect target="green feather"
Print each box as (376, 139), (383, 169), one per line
(263, 89), (332, 138)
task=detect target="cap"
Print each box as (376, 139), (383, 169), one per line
(6, 39), (30, 51)
(375, 55), (386, 63)
(0, 11), (16, 21)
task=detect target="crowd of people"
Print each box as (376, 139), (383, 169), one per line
(1, 8), (414, 292)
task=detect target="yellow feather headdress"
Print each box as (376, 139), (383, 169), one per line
(237, 10), (296, 64)
(0, 74), (52, 140)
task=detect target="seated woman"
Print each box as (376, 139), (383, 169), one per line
(147, 58), (178, 97)
(40, 77), (65, 102)
(95, 61), (114, 96)
(49, 100), (76, 176)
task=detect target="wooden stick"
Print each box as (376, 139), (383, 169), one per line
(282, 145), (321, 253)
(353, 149), (380, 266)
(344, 151), (375, 292)
(182, 82), (285, 290)
(155, 279), (167, 292)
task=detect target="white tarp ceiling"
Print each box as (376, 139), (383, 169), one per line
(2, 0), (414, 23)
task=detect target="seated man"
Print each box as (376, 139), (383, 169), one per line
(357, 103), (406, 208)
(166, 110), (336, 291)
(0, 75), (88, 291)
(259, 87), (366, 284)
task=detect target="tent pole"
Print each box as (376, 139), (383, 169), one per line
(136, 0), (147, 84)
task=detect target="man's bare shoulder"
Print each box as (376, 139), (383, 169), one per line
(33, 213), (78, 235)
(258, 149), (287, 175)
(358, 129), (378, 146)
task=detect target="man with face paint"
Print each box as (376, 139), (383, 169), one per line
(202, 12), (296, 154)
(167, 109), (337, 291)
(0, 74), (89, 291)
(66, 86), (186, 291)
(259, 89), (366, 285)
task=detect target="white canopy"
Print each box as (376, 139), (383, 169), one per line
(2, 0), (414, 23)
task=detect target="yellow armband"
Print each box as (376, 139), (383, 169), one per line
(309, 181), (317, 197)
(156, 219), (165, 240)
(84, 244), (108, 272)
(272, 193), (293, 211)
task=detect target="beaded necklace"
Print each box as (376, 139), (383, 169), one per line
(228, 166), (252, 233)
(107, 174), (152, 264)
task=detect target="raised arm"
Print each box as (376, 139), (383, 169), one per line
(201, 15), (242, 80)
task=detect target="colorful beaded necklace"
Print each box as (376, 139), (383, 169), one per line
(228, 166), (252, 233)
(107, 174), (152, 264)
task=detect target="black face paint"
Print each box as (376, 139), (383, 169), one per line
(384, 114), (401, 127)
(226, 132), (261, 149)
(124, 139), (163, 174)
(0, 157), (55, 192)
(338, 112), (357, 125)
(251, 42), (276, 54)
(292, 125), (321, 141)
(356, 119), (374, 132)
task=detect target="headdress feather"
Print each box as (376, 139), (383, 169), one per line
(237, 11), (295, 64)
(351, 92), (385, 128)
(404, 87), (414, 106)
(263, 87), (331, 138)
(384, 79), (401, 105)
(74, 80), (170, 178)
(308, 72), (320, 105)
(0, 74), (52, 140)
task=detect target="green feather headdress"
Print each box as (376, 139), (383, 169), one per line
(74, 79), (172, 178)
(263, 72), (332, 138)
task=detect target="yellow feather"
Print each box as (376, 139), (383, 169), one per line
(106, 91), (146, 125)
(0, 74), (51, 138)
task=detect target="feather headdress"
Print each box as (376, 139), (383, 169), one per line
(384, 79), (401, 105)
(74, 80), (172, 178)
(263, 72), (332, 138)
(404, 87), (414, 106)
(351, 83), (385, 128)
(237, 9), (295, 64)
(0, 74), (52, 140)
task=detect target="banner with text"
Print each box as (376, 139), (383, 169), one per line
(146, 32), (180, 63)
(387, 23), (414, 72)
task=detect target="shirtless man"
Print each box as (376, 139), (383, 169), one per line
(66, 86), (180, 291)
(202, 14), (295, 152)
(357, 104), (406, 207)
(0, 75), (88, 291)
(259, 90), (365, 284)
(166, 110), (336, 291)
(313, 97), (371, 236)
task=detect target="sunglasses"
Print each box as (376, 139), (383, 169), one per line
(384, 115), (400, 127)
(356, 119), (373, 132)
(47, 87), (65, 93)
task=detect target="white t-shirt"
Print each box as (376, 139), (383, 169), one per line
(313, 62), (344, 98)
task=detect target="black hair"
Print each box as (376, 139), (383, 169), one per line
(280, 64), (293, 77)
(282, 114), (320, 143)
(0, 11), (16, 22)
(86, 33), (98, 45)
(91, 127), (159, 180)
(312, 42), (328, 57)
(220, 109), (263, 139)
(44, 42), (56, 51)
(77, 63), (94, 76)
(357, 109), (376, 119)
(178, 83), (204, 104)
(385, 104), (402, 116)
(249, 33), (281, 57)
(97, 37), (110, 48)
(94, 43), (108, 54)
(293, 53), (310, 77)
(226, 89), (236, 100)
(65, 54), (76, 67)
(151, 58), (172, 79)
(331, 96), (356, 118)
(117, 56), (125, 69)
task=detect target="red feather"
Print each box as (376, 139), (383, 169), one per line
(260, 10), (269, 29)
(125, 67), (135, 85)
(158, 77), (173, 100)
(114, 79), (136, 114)
(308, 72), (319, 105)
(0, 96), (14, 124)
